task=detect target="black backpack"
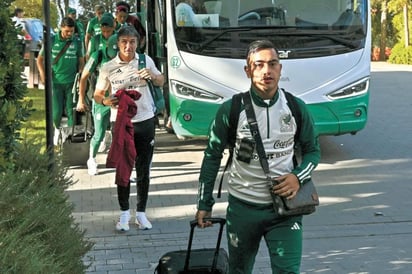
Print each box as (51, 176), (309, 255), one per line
(217, 90), (302, 197)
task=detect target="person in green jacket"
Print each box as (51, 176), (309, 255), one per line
(67, 7), (85, 45)
(85, 4), (105, 52)
(195, 40), (321, 274)
(77, 14), (117, 175)
(86, 13), (115, 60)
(37, 17), (85, 145)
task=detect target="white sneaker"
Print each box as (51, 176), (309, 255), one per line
(87, 158), (98, 175)
(53, 128), (61, 146)
(116, 210), (130, 232)
(136, 212), (152, 230)
(60, 127), (69, 143)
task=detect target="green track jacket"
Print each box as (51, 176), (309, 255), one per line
(197, 87), (321, 211)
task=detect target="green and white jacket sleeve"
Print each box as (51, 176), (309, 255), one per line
(291, 97), (321, 184)
(197, 100), (232, 212)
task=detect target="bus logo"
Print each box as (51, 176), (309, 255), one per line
(278, 50), (291, 58)
(170, 56), (181, 68)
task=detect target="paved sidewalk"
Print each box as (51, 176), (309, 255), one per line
(67, 128), (239, 274)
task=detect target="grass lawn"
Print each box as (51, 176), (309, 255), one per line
(22, 88), (47, 147)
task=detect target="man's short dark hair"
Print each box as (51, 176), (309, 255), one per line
(246, 40), (278, 58)
(61, 17), (75, 28)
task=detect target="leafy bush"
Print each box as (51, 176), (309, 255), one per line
(388, 44), (412, 65)
(0, 0), (32, 170)
(0, 142), (93, 273)
(0, 1), (92, 272)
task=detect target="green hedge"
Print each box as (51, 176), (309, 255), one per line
(0, 1), (93, 272)
(0, 142), (93, 273)
(388, 44), (412, 65)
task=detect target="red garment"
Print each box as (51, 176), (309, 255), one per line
(126, 15), (146, 39)
(106, 89), (141, 187)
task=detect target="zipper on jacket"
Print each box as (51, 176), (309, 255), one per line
(266, 106), (270, 139)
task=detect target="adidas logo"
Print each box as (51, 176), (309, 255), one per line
(115, 69), (122, 73)
(291, 222), (301, 230)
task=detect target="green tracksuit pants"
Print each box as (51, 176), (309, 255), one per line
(90, 101), (110, 158)
(52, 82), (74, 128)
(226, 195), (303, 274)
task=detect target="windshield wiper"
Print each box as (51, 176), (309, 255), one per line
(311, 34), (360, 49)
(197, 28), (253, 51)
(267, 29), (362, 49)
(296, 26), (365, 48)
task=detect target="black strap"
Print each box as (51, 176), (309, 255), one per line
(241, 92), (271, 178)
(217, 93), (242, 198)
(52, 40), (72, 65)
(283, 90), (302, 167)
(227, 93), (243, 150)
(138, 53), (157, 104)
(283, 90), (301, 144)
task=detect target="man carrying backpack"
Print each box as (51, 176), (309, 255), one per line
(195, 40), (321, 273)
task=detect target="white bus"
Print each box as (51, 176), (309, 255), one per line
(140, 0), (371, 138)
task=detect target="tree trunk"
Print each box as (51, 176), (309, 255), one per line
(55, 0), (64, 19)
(380, 0), (388, 61)
(404, 4), (409, 47)
(64, 0), (69, 15)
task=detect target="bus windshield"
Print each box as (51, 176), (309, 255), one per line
(172, 0), (367, 59)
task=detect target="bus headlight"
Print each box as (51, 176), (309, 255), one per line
(171, 80), (223, 102)
(327, 77), (369, 100)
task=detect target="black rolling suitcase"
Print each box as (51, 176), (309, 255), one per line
(155, 218), (229, 274)
(61, 108), (92, 166)
(60, 73), (93, 166)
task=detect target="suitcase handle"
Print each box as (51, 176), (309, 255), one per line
(70, 72), (90, 142)
(189, 217), (226, 228)
(184, 217), (226, 273)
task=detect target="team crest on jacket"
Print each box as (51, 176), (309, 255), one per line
(280, 113), (293, 132)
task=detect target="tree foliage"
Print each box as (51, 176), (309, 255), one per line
(371, 0), (411, 63)
(10, 0), (59, 28)
(371, 0), (397, 48)
(1, 2), (93, 271)
(0, 0), (32, 170)
(388, 0), (411, 45)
